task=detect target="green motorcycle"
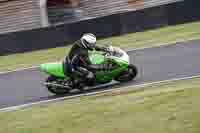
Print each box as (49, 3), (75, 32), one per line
(40, 46), (137, 95)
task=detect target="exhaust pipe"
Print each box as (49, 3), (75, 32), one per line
(44, 82), (71, 89)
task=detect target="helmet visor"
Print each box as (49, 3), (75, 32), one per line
(83, 39), (95, 49)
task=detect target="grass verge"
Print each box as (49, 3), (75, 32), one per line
(1, 21), (200, 72)
(0, 77), (200, 133)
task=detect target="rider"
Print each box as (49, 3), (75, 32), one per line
(64, 33), (112, 86)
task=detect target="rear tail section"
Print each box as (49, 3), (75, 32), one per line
(40, 62), (65, 78)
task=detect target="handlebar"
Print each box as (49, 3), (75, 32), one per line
(103, 46), (124, 58)
(104, 49), (123, 57)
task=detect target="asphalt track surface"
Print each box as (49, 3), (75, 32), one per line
(1, 40), (200, 109)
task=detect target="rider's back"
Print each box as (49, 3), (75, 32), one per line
(68, 40), (89, 66)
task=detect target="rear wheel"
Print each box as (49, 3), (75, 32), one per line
(45, 76), (70, 95)
(115, 64), (138, 82)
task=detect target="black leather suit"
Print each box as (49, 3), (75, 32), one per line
(64, 40), (111, 80)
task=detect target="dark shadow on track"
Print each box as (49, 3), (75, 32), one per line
(29, 80), (141, 103)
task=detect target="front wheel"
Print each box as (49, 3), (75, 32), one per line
(115, 64), (138, 82)
(45, 76), (70, 95)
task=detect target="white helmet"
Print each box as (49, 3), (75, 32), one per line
(81, 33), (96, 49)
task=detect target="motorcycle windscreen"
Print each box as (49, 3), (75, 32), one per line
(40, 62), (65, 78)
(89, 53), (105, 64)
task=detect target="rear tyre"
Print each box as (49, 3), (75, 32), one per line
(115, 64), (138, 82)
(46, 76), (70, 95)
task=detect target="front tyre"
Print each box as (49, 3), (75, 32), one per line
(45, 76), (70, 95)
(115, 64), (138, 82)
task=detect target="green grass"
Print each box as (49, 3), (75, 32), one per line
(1, 77), (200, 133)
(1, 21), (200, 72)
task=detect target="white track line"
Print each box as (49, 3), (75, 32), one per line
(0, 66), (39, 74)
(126, 38), (198, 52)
(1, 74), (200, 112)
